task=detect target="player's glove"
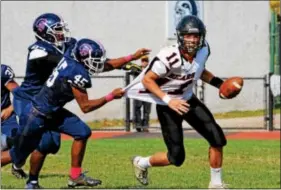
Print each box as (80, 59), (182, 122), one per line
(121, 62), (142, 73)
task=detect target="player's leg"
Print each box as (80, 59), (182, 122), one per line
(2, 104), (45, 168)
(183, 95), (227, 188)
(133, 99), (143, 132)
(1, 113), (28, 179)
(50, 108), (101, 187)
(142, 102), (151, 130)
(1, 114), (19, 151)
(25, 131), (61, 188)
(1, 134), (9, 151)
(132, 104), (184, 185)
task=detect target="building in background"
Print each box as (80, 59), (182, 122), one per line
(1, 1), (270, 121)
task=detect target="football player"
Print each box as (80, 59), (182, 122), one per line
(3, 13), (74, 189)
(126, 15), (230, 189)
(1, 38), (125, 188)
(1, 64), (28, 179)
(2, 12), (149, 189)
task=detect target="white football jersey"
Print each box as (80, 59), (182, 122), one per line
(124, 41), (210, 105)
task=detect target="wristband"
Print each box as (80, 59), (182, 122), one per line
(210, 77), (224, 89)
(124, 55), (133, 62)
(162, 94), (171, 104)
(105, 93), (114, 102)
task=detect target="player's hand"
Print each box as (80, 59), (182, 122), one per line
(132, 48), (151, 60)
(111, 88), (125, 99)
(168, 99), (190, 115)
(1, 106), (13, 121)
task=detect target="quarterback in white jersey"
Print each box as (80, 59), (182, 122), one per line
(125, 41), (210, 105)
(128, 15), (232, 189)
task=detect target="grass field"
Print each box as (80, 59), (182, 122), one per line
(1, 138), (280, 189)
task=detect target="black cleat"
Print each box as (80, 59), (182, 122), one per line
(11, 165), (28, 179)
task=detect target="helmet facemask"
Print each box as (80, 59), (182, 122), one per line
(177, 29), (203, 55)
(35, 20), (70, 48)
(46, 21), (71, 47)
(83, 52), (107, 76)
(72, 46), (107, 76)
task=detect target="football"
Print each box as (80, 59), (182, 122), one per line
(219, 77), (244, 99)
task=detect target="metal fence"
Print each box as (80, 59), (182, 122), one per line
(12, 72), (279, 132)
(124, 73), (279, 131)
(270, 11), (280, 130)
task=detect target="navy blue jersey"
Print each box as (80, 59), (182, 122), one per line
(13, 38), (77, 101)
(1, 64), (15, 110)
(33, 56), (91, 115)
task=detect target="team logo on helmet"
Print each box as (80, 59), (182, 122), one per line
(36, 18), (48, 32)
(79, 43), (93, 56)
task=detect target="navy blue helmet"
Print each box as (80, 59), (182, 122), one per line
(72, 38), (107, 75)
(33, 13), (70, 47)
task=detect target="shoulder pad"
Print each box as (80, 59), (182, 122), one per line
(29, 49), (48, 60)
(157, 45), (181, 69)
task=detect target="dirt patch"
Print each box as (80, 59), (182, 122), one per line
(61, 131), (129, 140)
(226, 131), (280, 140)
(61, 130), (280, 140)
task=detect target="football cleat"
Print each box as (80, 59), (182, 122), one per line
(131, 156), (149, 185)
(11, 165), (28, 179)
(208, 182), (229, 189)
(67, 171), (102, 188)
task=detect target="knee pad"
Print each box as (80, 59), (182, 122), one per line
(208, 124), (227, 147)
(37, 132), (61, 155)
(74, 126), (91, 140)
(167, 146), (185, 167)
(1, 134), (8, 151)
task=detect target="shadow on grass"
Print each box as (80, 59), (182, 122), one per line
(40, 173), (68, 179)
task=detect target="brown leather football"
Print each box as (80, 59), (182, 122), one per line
(219, 77), (244, 99)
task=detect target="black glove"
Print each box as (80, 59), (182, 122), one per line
(121, 62), (142, 73)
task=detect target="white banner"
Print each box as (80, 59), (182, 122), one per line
(270, 74), (280, 97)
(166, 0), (204, 39)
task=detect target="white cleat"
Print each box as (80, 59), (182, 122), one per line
(208, 182), (229, 189)
(131, 156), (149, 185)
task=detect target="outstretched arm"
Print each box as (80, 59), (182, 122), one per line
(72, 87), (124, 113)
(103, 48), (151, 72)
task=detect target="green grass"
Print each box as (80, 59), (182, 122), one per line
(1, 139), (280, 189)
(213, 108), (280, 119)
(87, 108), (280, 129)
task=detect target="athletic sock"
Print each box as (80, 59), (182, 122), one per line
(210, 167), (223, 185)
(70, 167), (82, 179)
